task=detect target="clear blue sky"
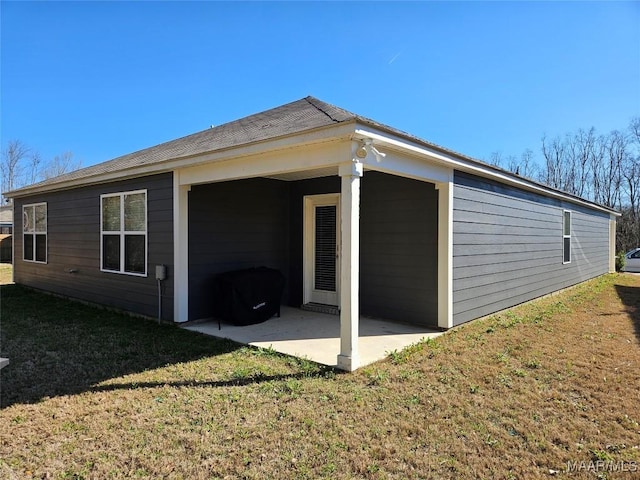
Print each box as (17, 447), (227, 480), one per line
(1, 1), (639, 170)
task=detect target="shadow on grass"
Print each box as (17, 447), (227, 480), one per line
(0, 285), (268, 408)
(90, 371), (321, 393)
(614, 280), (640, 342)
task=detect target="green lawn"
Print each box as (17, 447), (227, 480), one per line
(1, 272), (639, 479)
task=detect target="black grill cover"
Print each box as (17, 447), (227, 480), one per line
(213, 267), (285, 326)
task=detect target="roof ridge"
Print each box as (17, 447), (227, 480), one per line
(304, 96), (345, 123)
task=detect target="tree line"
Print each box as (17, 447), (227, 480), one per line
(1, 139), (81, 203)
(490, 118), (640, 254)
(3, 117), (639, 253)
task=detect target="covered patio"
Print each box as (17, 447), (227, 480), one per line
(182, 307), (443, 368)
(171, 98), (456, 371)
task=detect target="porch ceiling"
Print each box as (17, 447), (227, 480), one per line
(182, 306), (443, 369)
(265, 166), (338, 181)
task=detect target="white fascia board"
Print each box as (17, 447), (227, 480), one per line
(7, 122), (357, 198)
(360, 148), (452, 184)
(353, 126), (621, 217)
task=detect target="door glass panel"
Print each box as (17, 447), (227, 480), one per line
(314, 205), (336, 292)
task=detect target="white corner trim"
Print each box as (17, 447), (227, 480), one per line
(436, 180), (454, 329)
(10, 203), (15, 282)
(173, 172), (190, 322)
(609, 215), (616, 273)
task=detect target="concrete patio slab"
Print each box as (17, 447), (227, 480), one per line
(0, 358), (9, 370)
(182, 306), (443, 369)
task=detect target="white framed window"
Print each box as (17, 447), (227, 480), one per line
(563, 210), (571, 264)
(100, 190), (147, 276)
(23, 202), (47, 263)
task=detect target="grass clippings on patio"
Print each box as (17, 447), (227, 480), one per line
(1, 272), (639, 479)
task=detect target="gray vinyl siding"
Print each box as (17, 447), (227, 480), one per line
(452, 171), (610, 325)
(13, 173), (174, 319)
(360, 172), (438, 326)
(188, 178), (290, 321)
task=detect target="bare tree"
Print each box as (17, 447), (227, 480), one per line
(630, 116), (640, 142)
(567, 128), (598, 199)
(0, 140), (31, 199)
(537, 120), (639, 252)
(619, 117), (640, 249)
(596, 130), (625, 209)
(1, 140), (82, 202)
(505, 154), (519, 174)
(521, 149), (539, 179)
(540, 134), (567, 191)
(40, 151), (81, 180)
(506, 149), (538, 179)
(489, 151), (503, 168)
(28, 152), (42, 185)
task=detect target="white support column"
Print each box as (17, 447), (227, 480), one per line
(337, 161), (363, 371)
(436, 179), (454, 329)
(173, 171), (190, 322)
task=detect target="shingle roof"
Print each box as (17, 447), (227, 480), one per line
(3, 96), (621, 215)
(10, 97), (361, 194)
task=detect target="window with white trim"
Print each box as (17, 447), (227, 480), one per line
(101, 190), (147, 276)
(563, 210), (571, 264)
(23, 203), (47, 263)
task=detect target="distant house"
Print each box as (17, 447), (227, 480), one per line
(0, 205), (13, 263)
(4, 97), (619, 370)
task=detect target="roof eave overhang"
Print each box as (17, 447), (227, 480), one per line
(353, 122), (621, 217)
(6, 115), (621, 218)
(5, 120), (358, 198)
